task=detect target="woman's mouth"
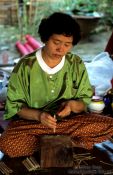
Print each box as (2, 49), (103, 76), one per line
(53, 54), (62, 58)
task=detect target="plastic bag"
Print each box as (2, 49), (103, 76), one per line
(85, 52), (113, 96)
(0, 70), (10, 102)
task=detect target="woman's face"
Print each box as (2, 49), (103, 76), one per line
(43, 34), (73, 60)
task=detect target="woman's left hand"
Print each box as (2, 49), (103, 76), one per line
(57, 100), (86, 118)
(56, 101), (71, 118)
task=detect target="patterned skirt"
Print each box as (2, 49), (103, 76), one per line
(0, 113), (113, 157)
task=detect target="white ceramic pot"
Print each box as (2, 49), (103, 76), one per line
(88, 96), (105, 113)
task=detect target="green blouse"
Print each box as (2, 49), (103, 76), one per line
(4, 51), (93, 119)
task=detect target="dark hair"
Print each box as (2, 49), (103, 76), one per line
(38, 12), (81, 45)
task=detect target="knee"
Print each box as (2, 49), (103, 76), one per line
(0, 134), (38, 157)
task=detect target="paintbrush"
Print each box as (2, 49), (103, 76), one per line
(53, 114), (56, 133)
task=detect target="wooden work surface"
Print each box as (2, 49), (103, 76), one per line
(1, 146), (113, 175)
(1, 139), (113, 174)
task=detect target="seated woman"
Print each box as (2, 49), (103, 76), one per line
(0, 12), (113, 158)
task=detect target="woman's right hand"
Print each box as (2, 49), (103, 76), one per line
(40, 112), (57, 130)
(18, 107), (57, 130)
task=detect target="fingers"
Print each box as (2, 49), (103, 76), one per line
(57, 104), (71, 117)
(40, 112), (57, 129)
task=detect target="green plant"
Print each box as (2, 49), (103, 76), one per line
(71, 0), (99, 15)
(16, 0), (113, 40)
(97, 0), (113, 27)
(71, 0), (113, 27)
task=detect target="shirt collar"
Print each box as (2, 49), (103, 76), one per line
(36, 48), (65, 74)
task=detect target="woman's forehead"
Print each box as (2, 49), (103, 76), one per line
(50, 34), (73, 42)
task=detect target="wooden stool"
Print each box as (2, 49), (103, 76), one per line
(40, 135), (73, 168)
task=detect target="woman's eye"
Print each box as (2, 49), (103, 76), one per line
(65, 44), (72, 48)
(65, 44), (70, 47)
(54, 41), (60, 45)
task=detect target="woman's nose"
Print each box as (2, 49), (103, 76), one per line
(56, 44), (64, 52)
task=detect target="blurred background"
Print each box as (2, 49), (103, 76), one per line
(0, 0), (113, 64)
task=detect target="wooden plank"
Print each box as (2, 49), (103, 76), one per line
(40, 135), (73, 168)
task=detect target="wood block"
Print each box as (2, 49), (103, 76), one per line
(40, 135), (73, 168)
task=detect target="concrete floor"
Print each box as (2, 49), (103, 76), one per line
(72, 30), (112, 62)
